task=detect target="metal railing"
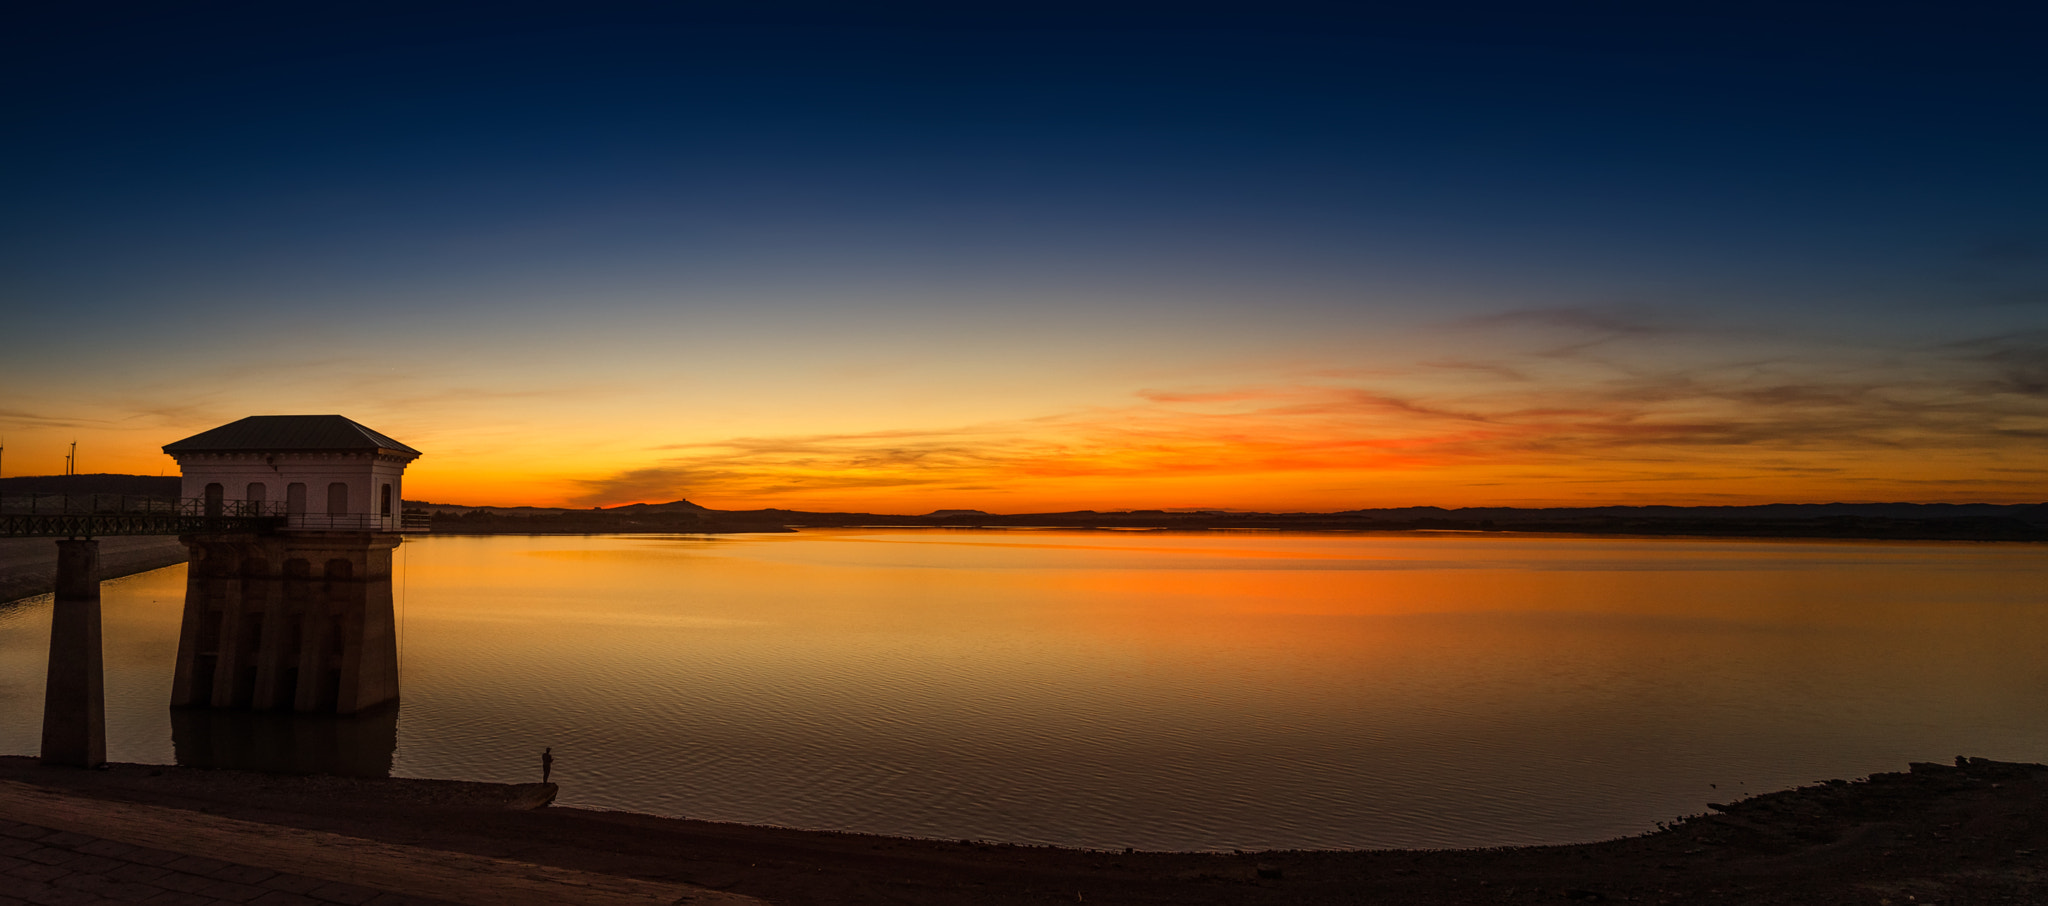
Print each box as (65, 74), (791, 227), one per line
(284, 512), (431, 532)
(0, 494), (282, 517)
(0, 495), (430, 537)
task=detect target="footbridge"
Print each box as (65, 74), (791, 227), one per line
(1, 495), (428, 538)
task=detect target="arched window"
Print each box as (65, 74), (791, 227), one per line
(246, 482), (266, 508)
(286, 483), (307, 515)
(327, 482), (349, 517)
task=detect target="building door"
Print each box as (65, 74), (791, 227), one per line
(204, 483), (224, 517)
(328, 482), (349, 517)
(287, 483), (307, 515)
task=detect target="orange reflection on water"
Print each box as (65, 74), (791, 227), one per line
(6, 530), (2043, 852)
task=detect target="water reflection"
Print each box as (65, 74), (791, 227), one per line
(170, 703), (396, 777)
(5, 531), (2047, 850)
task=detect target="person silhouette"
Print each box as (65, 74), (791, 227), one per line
(542, 747), (553, 783)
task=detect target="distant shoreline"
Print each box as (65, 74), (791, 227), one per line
(10, 475), (2042, 542)
(7, 475), (2044, 606)
(406, 496), (2048, 542)
(424, 512), (2048, 542)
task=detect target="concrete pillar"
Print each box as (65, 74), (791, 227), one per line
(168, 541), (222, 708)
(208, 566), (247, 707)
(249, 568), (291, 711)
(41, 539), (106, 767)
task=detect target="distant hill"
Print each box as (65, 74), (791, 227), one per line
(419, 498), (768, 534)
(607, 500), (713, 514)
(0, 474), (180, 496)
(406, 498), (712, 516)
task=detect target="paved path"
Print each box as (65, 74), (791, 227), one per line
(0, 814), (440, 906)
(0, 537), (187, 604)
(0, 781), (761, 906)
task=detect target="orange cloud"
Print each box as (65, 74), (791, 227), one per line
(565, 325), (2048, 512)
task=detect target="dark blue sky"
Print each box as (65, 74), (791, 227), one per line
(5, 2), (2046, 506)
(11, 2), (2043, 317)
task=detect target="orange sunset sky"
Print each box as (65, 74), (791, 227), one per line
(9, 304), (2043, 512)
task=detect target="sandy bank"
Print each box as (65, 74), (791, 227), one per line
(3, 755), (2043, 905)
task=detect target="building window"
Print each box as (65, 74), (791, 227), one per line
(204, 483), (224, 518)
(246, 483), (266, 506)
(287, 483), (307, 515)
(380, 483), (392, 517)
(327, 483), (349, 516)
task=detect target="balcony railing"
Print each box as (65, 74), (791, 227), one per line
(0, 494), (280, 517)
(284, 512), (430, 532)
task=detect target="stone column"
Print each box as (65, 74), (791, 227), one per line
(169, 537), (224, 708)
(41, 539), (106, 767)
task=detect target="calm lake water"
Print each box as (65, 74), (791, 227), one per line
(3, 530), (2045, 850)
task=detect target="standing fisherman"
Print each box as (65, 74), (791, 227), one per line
(542, 746), (553, 783)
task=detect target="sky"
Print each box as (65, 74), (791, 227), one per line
(3, 2), (2045, 512)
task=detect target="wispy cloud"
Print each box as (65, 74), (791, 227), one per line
(1458, 305), (1680, 339)
(565, 318), (2048, 508)
(0, 409), (107, 430)
(572, 426), (1042, 505)
(1945, 329), (2048, 397)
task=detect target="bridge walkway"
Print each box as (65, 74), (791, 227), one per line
(0, 495), (428, 538)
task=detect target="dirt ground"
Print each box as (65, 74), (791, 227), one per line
(3, 755), (2044, 905)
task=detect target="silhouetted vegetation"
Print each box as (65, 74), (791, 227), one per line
(415, 499), (2048, 541)
(0, 474), (180, 497)
(426, 507), (794, 534)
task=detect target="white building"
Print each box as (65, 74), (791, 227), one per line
(163, 415), (421, 532)
(162, 415), (422, 713)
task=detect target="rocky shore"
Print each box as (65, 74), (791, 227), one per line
(3, 755), (2043, 905)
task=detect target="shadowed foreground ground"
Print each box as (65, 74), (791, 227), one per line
(2, 756), (2044, 905)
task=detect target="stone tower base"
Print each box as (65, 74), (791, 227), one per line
(171, 532), (402, 714)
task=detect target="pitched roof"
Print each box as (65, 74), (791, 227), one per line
(163, 416), (421, 457)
